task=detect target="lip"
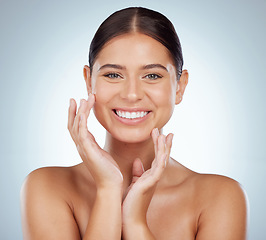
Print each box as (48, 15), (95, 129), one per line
(114, 107), (151, 112)
(112, 108), (151, 125)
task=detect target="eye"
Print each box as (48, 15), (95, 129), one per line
(104, 73), (121, 79)
(144, 73), (162, 80)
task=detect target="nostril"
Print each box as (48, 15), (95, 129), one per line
(119, 83), (145, 102)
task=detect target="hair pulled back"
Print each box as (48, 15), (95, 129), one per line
(89, 7), (183, 80)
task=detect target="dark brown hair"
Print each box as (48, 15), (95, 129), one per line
(89, 7), (183, 79)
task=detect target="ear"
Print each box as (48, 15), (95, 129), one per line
(175, 69), (189, 105)
(83, 65), (92, 95)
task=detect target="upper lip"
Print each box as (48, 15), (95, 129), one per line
(113, 108), (151, 112)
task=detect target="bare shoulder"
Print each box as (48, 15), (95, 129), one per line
(193, 173), (248, 201)
(169, 160), (248, 205)
(166, 160), (249, 240)
(21, 166), (78, 207)
(20, 165), (84, 240)
(23, 166), (71, 184)
(22, 166), (77, 191)
(189, 172), (248, 239)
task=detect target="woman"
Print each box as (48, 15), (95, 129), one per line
(21, 7), (248, 240)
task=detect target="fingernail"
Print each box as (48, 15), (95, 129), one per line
(69, 99), (72, 106)
(156, 128), (160, 136)
(80, 99), (83, 106)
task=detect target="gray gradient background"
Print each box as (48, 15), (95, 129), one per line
(0, 0), (265, 239)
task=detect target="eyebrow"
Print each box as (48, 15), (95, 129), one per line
(98, 64), (125, 71)
(142, 64), (168, 72)
(97, 63), (168, 72)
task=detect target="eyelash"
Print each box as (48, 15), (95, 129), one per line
(144, 73), (162, 80)
(103, 73), (162, 80)
(103, 73), (121, 79)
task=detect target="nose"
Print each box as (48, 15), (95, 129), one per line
(120, 77), (144, 102)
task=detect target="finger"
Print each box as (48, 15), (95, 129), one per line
(157, 134), (166, 161)
(151, 135), (166, 176)
(68, 98), (77, 140)
(78, 95), (96, 143)
(87, 93), (95, 110)
(75, 94), (95, 136)
(78, 113), (87, 141)
(83, 93), (95, 119)
(72, 99), (87, 136)
(68, 98), (77, 129)
(151, 152), (167, 183)
(151, 132), (164, 169)
(165, 133), (174, 164)
(151, 128), (159, 158)
(78, 112), (94, 147)
(131, 158), (145, 184)
(78, 112), (100, 165)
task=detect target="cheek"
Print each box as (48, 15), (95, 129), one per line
(147, 83), (176, 129)
(92, 81), (110, 125)
(93, 80), (121, 110)
(94, 81), (111, 103)
(92, 99), (110, 133)
(92, 81), (119, 129)
(148, 83), (176, 108)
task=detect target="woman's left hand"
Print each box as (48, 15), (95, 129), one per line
(122, 128), (174, 239)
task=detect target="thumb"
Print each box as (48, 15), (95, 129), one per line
(131, 158), (144, 184)
(123, 158), (145, 200)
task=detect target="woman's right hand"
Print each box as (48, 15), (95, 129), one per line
(68, 93), (123, 190)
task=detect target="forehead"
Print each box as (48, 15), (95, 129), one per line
(95, 33), (174, 67)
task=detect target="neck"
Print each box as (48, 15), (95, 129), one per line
(103, 131), (155, 192)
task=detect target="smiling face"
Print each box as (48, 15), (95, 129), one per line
(84, 33), (188, 143)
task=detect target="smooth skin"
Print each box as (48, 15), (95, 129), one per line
(21, 33), (248, 240)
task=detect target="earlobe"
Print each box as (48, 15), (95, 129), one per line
(83, 65), (92, 94)
(175, 69), (189, 105)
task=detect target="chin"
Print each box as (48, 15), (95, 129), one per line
(109, 127), (153, 144)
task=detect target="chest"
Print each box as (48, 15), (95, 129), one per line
(72, 189), (199, 240)
(145, 192), (198, 239)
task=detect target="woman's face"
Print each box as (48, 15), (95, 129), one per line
(86, 33), (186, 143)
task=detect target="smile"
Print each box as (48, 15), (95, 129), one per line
(114, 110), (150, 119)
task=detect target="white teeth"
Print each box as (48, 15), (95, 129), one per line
(125, 112), (130, 118)
(131, 112), (136, 118)
(115, 110), (148, 119)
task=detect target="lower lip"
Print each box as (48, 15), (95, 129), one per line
(112, 111), (151, 125)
